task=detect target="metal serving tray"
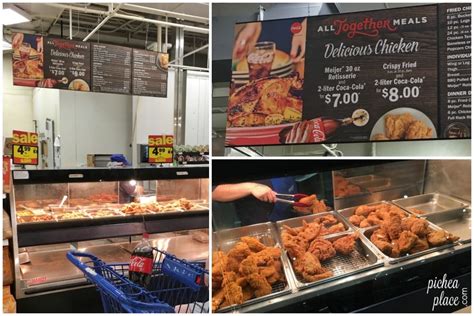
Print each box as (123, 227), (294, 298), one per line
(213, 222), (293, 313)
(275, 212), (351, 236)
(392, 193), (470, 217)
(338, 201), (410, 230)
(422, 209), (471, 243)
(274, 228), (382, 290)
(362, 221), (459, 264)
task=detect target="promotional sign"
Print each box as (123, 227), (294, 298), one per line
(12, 34), (169, 97)
(148, 135), (173, 163)
(43, 38), (91, 91)
(12, 130), (39, 165)
(225, 4), (471, 146)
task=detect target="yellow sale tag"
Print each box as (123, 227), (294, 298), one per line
(13, 144), (38, 165)
(148, 146), (173, 163)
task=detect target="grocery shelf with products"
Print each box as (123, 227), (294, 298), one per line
(8, 166), (209, 311)
(211, 160), (471, 313)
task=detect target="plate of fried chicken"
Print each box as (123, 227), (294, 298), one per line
(277, 212), (381, 288)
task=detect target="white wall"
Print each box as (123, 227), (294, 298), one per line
(185, 71), (209, 146)
(3, 53), (34, 138)
(132, 70), (176, 166)
(59, 91), (133, 167)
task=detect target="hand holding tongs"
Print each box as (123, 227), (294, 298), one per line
(275, 193), (311, 207)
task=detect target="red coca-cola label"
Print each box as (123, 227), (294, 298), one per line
(310, 118), (327, 142)
(129, 255), (153, 274)
(291, 22), (303, 34)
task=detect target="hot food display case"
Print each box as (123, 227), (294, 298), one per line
(212, 160), (471, 313)
(9, 166), (209, 311)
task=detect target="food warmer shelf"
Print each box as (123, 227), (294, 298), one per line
(10, 167), (209, 247)
(215, 200), (471, 313)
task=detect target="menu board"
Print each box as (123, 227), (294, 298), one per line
(12, 36), (170, 98)
(438, 3), (471, 138)
(225, 4), (472, 147)
(43, 37), (91, 91)
(92, 43), (132, 94)
(132, 49), (169, 97)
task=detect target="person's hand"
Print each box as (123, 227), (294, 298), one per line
(12, 33), (24, 49)
(290, 19), (307, 63)
(232, 22), (262, 61)
(285, 121), (312, 143)
(250, 184), (276, 203)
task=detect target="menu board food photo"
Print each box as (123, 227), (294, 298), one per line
(225, 4), (472, 147)
(12, 33), (44, 86)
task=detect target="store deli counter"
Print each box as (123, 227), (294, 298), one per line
(212, 160), (471, 313)
(9, 166), (209, 302)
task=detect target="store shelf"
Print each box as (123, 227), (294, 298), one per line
(17, 210), (208, 247)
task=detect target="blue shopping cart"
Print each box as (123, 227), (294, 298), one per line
(67, 248), (209, 313)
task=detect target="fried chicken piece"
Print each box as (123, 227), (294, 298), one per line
(389, 205), (408, 218)
(308, 238), (336, 261)
(382, 211), (402, 240)
(391, 240), (401, 258)
(246, 273), (272, 297)
(282, 225), (301, 236)
(427, 230), (460, 247)
(385, 113), (416, 140)
(410, 208), (426, 215)
(256, 247), (281, 260)
(312, 199), (328, 213)
(300, 220), (321, 241)
(227, 256), (240, 273)
(212, 251), (225, 266)
(409, 236), (430, 254)
(222, 271), (238, 287)
(317, 214), (338, 226)
(409, 218), (429, 237)
(370, 228), (393, 255)
(227, 242), (251, 261)
(212, 288), (226, 312)
(367, 213), (382, 226)
(281, 231), (307, 259)
(333, 234), (358, 255)
(349, 214), (365, 227)
(375, 209), (390, 221)
(241, 236), (266, 252)
(223, 282), (244, 306)
(398, 231), (418, 253)
(239, 255), (258, 275)
(355, 205), (377, 217)
(321, 222), (345, 235)
(406, 120), (433, 139)
(300, 252), (333, 282)
(360, 219), (371, 228)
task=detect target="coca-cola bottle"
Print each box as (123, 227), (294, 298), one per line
(129, 233), (153, 289)
(322, 117), (353, 136)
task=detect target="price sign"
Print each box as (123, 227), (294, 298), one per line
(12, 130), (39, 165)
(12, 144), (38, 165)
(148, 135), (173, 163)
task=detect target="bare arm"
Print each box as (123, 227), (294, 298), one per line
(213, 183), (277, 203)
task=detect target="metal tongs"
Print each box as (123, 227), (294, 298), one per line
(275, 193), (311, 207)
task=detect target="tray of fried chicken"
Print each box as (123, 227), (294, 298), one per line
(362, 209), (460, 264)
(339, 201), (410, 229)
(277, 212), (382, 289)
(212, 222), (292, 312)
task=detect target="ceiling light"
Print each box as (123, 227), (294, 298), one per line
(2, 40), (11, 50)
(2, 5), (31, 25)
